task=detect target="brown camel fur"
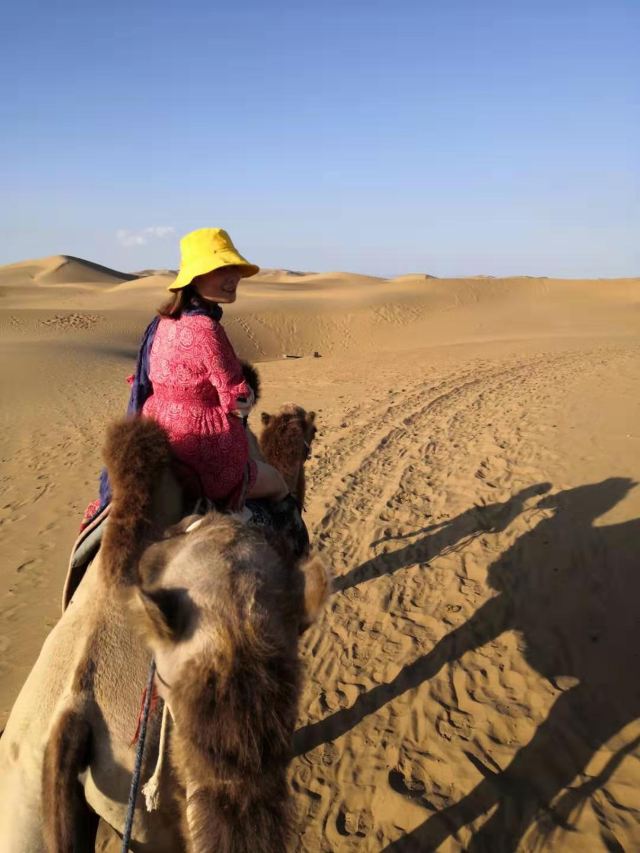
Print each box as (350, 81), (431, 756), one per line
(260, 405), (317, 510)
(0, 417), (331, 852)
(240, 360), (261, 404)
(240, 362), (317, 510)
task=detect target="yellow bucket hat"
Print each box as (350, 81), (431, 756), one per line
(168, 227), (259, 291)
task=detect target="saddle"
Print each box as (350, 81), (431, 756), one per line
(63, 478), (309, 612)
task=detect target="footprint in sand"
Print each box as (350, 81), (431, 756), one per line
(436, 709), (474, 742)
(388, 769), (428, 802)
(336, 806), (373, 838)
(320, 683), (362, 712)
(306, 742), (340, 768)
(38, 312), (101, 330)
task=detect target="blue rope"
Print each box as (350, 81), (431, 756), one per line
(121, 660), (156, 853)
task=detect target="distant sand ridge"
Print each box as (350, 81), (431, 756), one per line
(1, 254), (638, 359)
(1, 254), (639, 851)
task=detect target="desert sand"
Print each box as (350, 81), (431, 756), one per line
(1, 254), (639, 851)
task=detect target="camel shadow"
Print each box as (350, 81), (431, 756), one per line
(380, 476), (640, 851)
(295, 483), (550, 757)
(296, 478), (639, 850)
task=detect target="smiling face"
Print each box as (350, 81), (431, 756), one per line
(193, 265), (244, 303)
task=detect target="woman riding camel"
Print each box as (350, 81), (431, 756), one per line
(141, 227), (288, 504)
(82, 228), (287, 527)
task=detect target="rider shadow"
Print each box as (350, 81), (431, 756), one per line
(334, 483), (552, 594)
(381, 476), (640, 852)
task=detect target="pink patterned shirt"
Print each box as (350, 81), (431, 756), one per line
(141, 314), (256, 502)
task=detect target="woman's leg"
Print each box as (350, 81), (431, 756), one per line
(247, 461), (289, 501)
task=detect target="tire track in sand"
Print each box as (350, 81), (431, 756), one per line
(292, 348), (598, 852)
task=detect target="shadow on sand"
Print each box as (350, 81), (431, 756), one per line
(333, 483), (551, 595)
(296, 478), (640, 852)
(295, 483), (551, 756)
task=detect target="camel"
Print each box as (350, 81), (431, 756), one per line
(62, 384), (319, 610)
(260, 405), (317, 511)
(240, 364), (315, 515)
(0, 416), (331, 852)
(243, 358), (317, 506)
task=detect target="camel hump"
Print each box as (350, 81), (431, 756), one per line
(103, 416), (171, 498)
(101, 417), (175, 589)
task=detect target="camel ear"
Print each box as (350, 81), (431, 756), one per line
(261, 412), (272, 425)
(137, 587), (190, 641)
(299, 553), (332, 631)
(305, 411), (316, 424)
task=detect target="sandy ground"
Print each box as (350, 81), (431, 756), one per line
(1, 255), (639, 850)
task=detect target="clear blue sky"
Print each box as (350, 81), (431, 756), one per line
(1, 0), (638, 277)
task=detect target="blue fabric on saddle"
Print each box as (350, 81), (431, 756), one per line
(246, 495), (310, 558)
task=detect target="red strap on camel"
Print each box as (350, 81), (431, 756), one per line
(131, 681), (159, 745)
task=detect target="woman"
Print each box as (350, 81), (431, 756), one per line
(81, 228), (287, 529)
(141, 227), (288, 506)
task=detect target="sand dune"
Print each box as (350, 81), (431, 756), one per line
(1, 255), (639, 851)
(131, 268), (178, 278)
(0, 254), (135, 286)
(256, 268), (312, 279)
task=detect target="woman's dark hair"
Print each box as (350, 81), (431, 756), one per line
(157, 284), (195, 318)
(240, 360), (260, 402)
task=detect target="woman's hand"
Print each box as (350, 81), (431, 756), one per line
(232, 388), (255, 419)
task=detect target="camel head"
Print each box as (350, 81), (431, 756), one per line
(259, 404), (317, 508)
(260, 403), (317, 454)
(100, 417), (330, 848)
(131, 511), (328, 732)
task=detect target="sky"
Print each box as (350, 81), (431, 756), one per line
(1, 0), (638, 278)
